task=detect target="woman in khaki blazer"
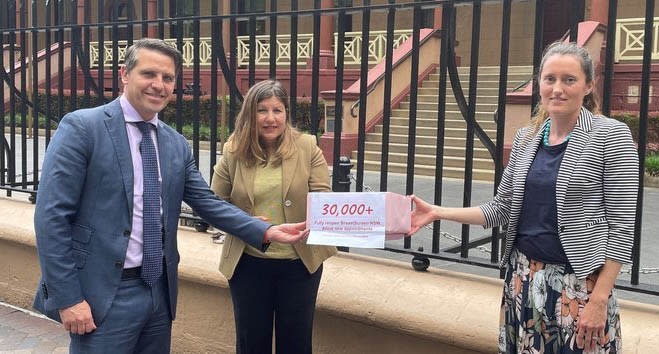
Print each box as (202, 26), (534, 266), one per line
(210, 80), (336, 354)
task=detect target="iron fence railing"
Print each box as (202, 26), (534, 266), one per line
(335, 29), (414, 66)
(0, 0), (656, 296)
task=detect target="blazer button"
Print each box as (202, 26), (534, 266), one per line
(115, 261), (123, 268)
(284, 200), (292, 207)
(123, 230), (131, 237)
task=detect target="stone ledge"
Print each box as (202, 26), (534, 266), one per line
(646, 173), (659, 188)
(1, 197), (658, 353)
(176, 230), (502, 352)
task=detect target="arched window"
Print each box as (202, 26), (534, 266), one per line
(106, 0), (135, 40)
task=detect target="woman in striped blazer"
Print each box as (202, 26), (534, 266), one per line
(410, 42), (638, 353)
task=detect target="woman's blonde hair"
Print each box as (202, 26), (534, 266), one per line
(226, 80), (299, 167)
(531, 41), (601, 133)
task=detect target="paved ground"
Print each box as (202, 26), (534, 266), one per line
(0, 303), (68, 353)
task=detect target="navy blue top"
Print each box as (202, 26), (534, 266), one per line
(515, 140), (570, 265)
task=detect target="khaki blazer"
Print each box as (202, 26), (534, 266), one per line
(211, 133), (337, 279)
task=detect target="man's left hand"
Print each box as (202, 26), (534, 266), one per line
(264, 221), (309, 244)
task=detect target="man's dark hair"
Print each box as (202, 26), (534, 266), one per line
(123, 38), (182, 76)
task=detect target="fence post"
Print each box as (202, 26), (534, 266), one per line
(334, 156), (352, 251)
(334, 156), (353, 193)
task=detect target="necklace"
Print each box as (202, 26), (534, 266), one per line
(543, 120), (571, 146)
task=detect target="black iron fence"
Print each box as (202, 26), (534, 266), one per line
(0, 0), (656, 296)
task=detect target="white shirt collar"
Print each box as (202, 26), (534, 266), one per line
(120, 95), (159, 127)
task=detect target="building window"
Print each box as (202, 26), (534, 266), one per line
(0, 4), (9, 43)
(58, 0), (77, 25)
(106, 0), (135, 40)
(335, 0), (353, 33)
(418, 0), (435, 28)
(168, 0), (195, 38)
(0, 5), (8, 29)
(106, 1), (133, 22)
(237, 0), (266, 36)
(114, 4), (129, 21)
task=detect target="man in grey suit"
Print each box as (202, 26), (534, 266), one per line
(32, 38), (309, 353)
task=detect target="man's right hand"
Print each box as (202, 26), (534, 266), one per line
(59, 300), (97, 335)
(264, 221), (309, 244)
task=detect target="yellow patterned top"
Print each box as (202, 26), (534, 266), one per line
(243, 160), (299, 260)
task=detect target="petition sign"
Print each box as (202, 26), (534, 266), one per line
(306, 192), (411, 248)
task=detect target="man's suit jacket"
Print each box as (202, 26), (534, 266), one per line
(479, 107), (639, 279)
(33, 98), (270, 324)
(211, 133), (337, 280)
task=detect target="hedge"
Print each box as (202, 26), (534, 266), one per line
(4, 113), (58, 130)
(647, 154), (659, 177)
(611, 112), (659, 150)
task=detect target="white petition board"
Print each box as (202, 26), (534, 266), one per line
(306, 192), (410, 248)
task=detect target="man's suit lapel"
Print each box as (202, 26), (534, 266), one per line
(555, 108), (593, 224)
(104, 99), (134, 216)
(157, 122), (172, 219)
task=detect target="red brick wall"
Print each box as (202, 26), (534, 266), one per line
(608, 63), (659, 113)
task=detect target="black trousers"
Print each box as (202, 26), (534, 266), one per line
(228, 253), (323, 354)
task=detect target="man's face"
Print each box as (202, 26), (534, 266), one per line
(120, 48), (176, 120)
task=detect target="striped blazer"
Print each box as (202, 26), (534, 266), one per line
(480, 107), (639, 279)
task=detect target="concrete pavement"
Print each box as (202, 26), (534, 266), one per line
(0, 303), (68, 353)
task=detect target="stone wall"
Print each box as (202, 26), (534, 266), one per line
(1, 198), (658, 353)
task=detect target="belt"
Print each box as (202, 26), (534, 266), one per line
(121, 266), (142, 280)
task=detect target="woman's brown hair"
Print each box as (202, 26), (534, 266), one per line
(531, 41), (601, 134)
(226, 80), (299, 167)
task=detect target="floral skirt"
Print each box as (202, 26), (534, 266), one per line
(499, 249), (622, 354)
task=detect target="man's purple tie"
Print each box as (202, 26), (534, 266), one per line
(136, 122), (162, 286)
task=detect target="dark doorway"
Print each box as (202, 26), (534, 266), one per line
(542, 0), (571, 48)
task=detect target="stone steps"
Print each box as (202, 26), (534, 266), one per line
(357, 159), (495, 181)
(373, 125), (496, 138)
(365, 133), (493, 149)
(398, 101), (499, 111)
(356, 151), (494, 170)
(363, 141), (493, 159)
(387, 117), (497, 130)
(356, 66), (532, 181)
(390, 108), (495, 119)
(416, 94), (501, 104)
